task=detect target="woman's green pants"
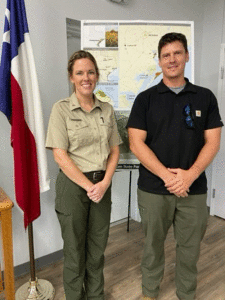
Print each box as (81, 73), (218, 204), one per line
(55, 171), (111, 300)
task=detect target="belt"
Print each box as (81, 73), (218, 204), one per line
(83, 170), (105, 183)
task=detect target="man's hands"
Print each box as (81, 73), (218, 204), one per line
(87, 168), (196, 201)
(163, 168), (198, 198)
(87, 168), (197, 201)
(87, 180), (110, 203)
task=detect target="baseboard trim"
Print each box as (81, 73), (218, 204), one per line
(110, 217), (128, 227)
(14, 249), (63, 278)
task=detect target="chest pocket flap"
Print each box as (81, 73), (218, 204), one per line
(68, 118), (88, 130)
(67, 118), (91, 147)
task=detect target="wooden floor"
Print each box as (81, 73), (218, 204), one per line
(1, 216), (225, 299)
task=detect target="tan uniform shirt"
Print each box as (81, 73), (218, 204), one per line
(46, 93), (122, 172)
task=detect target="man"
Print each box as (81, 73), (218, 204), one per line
(127, 32), (223, 300)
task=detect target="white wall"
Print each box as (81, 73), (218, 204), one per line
(200, 0), (224, 94)
(199, 0), (225, 206)
(0, 0), (219, 267)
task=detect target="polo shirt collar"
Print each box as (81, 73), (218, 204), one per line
(69, 93), (102, 111)
(157, 78), (197, 94)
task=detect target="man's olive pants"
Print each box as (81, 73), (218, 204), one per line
(138, 189), (208, 300)
(55, 171), (111, 300)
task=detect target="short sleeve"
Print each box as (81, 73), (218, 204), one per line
(205, 91), (224, 130)
(126, 92), (148, 130)
(109, 107), (122, 148)
(45, 103), (69, 150)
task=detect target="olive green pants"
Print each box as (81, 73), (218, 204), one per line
(138, 189), (208, 300)
(55, 171), (111, 300)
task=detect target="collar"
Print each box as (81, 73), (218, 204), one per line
(69, 93), (102, 111)
(157, 78), (197, 94)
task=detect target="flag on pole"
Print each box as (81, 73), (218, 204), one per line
(0, 0), (50, 228)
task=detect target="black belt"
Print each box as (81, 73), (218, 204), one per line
(84, 170), (105, 183)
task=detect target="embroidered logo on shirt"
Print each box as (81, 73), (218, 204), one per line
(196, 110), (201, 117)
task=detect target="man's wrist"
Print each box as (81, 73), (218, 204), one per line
(159, 169), (174, 183)
(188, 165), (201, 180)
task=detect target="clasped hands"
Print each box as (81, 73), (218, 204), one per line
(164, 168), (195, 198)
(87, 181), (109, 203)
(86, 168), (195, 201)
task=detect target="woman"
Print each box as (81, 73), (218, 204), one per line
(46, 50), (121, 300)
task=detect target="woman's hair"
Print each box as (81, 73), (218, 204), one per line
(67, 50), (100, 78)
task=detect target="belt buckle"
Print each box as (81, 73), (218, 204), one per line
(93, 172), (98, 180)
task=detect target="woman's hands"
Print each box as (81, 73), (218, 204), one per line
(87, 180), (110, 203)
(87, 145), (119, 203)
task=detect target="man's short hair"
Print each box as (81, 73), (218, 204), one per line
(158, 32), (188, 58)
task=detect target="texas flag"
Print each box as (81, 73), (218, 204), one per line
(0, 0), (50, 228)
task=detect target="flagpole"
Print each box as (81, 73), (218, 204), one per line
(28, 223), (36, 282)
(15, 222), (55, 300)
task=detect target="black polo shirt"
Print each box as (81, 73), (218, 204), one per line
(127, 79), (223, 195)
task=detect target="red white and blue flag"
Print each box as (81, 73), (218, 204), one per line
(0, 0), (50, 228)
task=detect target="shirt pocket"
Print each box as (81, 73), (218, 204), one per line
(67, 118), (91, 148)
(100, 120), (113, 143)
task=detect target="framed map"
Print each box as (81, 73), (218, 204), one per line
(82, 20), (194, 110)
(81, 20), (194, 156)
